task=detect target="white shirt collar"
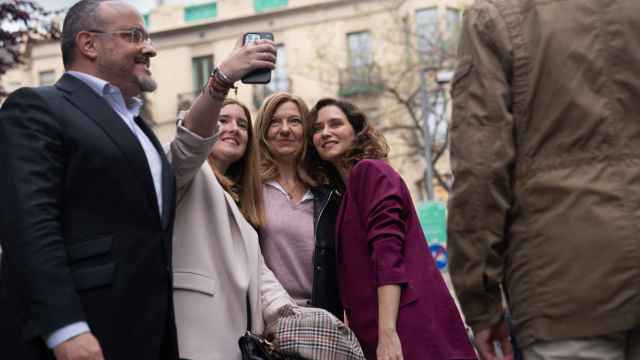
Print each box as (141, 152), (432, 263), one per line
(266, 180), (314, 202)
(66, 71), (143, 116)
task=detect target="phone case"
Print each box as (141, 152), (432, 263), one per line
(241, 32), (274, 84)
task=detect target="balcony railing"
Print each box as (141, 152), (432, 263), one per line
(338, 63), (384, 98)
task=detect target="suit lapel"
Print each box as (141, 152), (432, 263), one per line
(134, 116), (174, 229)
(56, 74), (161, 223)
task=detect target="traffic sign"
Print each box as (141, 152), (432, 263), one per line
(417, 201), (447, 246)
(430, 244), (448, 270)
(418, 201), (448, 271)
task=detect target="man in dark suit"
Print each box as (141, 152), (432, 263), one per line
(0, 1), (177, 359)
(0, 0), (278, 357)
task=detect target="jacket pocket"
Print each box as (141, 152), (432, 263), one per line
(67, 236), (115, 291)
(72, 263), (116, 291)
(67, 235), (113, 263)
(173, 270), (217, 297)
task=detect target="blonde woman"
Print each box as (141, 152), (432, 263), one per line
(254, 92), (342, 319)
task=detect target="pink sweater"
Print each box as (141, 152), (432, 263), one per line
(261, 182), (315, 307)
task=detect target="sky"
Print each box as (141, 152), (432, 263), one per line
(36, 0), (187, 15)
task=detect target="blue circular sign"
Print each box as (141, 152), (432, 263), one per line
(430, 244), (448, 270)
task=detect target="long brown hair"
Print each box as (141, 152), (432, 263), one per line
(254, 92), (315, 186)
(306, 98), (390, 189)
(208, 99), (266, 228)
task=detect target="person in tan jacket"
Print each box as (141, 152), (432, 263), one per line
(448, 1), (640, 359)
(165, 42), (294, 360)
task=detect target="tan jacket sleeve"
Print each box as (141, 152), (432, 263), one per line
(448, 1), (515, 333)
(164, 118), (217, 197)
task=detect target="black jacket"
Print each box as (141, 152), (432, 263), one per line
(309, 187), (343, 319)
(0, 75), (178, 359)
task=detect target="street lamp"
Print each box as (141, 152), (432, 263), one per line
(420, 68), (452, 200)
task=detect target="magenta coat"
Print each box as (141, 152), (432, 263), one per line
(335, 160), (475, 360)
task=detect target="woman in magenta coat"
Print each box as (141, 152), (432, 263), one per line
(306, 98), (476, 360)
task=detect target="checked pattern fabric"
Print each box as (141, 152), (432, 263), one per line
(272, 305), (365, 360)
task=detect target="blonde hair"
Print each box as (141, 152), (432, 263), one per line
(208, 99), (266, 228)
(254, 92), (315, 186)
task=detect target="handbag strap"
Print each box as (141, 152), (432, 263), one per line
(246, 292), (252, 332)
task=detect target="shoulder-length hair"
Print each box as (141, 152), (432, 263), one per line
(306, 98), (390, 189)
(254, 92), (315, 186)
(208, 98), (266, 228)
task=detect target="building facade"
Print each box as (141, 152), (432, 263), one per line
(2, 0), (471, 201)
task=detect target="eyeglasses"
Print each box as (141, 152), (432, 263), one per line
(89, 28), (152, 45)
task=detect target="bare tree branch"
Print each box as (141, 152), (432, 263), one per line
(306, 0), (460, 197)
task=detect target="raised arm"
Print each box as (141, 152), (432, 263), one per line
(168, 38), (276, 193)
(183, 39), (276, 138)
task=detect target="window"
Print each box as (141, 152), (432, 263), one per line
(38, 70), (56, 86)
(347, 31), (374, 70)
(192, 55), (214, 93)
(267, 45), (288, 93)
(416, 7), (439, 59)
(254, 0), (288, 13)
(185, 2), (217, 22)
(339, 31), (382, 96)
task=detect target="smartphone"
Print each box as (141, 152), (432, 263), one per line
(241, 32), (274, 84)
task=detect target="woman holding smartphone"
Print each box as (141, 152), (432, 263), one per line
(167, 42), (294, 360)
(306, 98), (476, 360)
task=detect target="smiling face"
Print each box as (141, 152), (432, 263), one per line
(210, 103), (250, 173)
(266, 101), (305, 162)
(312, 105), (357, 165)
(93, 2), (157, 97)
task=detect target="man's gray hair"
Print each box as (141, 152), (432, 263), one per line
(61, 0), (106, 69)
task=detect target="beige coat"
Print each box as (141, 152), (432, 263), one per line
(167, 125), (293, 360)
(448, 0), (640, 347)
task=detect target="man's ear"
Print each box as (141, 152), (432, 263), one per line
(76, 31), (99, 61)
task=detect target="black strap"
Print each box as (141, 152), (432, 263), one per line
(246, 292), (252, 331)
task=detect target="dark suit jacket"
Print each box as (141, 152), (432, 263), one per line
(0, 74), (178, 359)
(335, 160), (475, 360)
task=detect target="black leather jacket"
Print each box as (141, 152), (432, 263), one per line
(309, 187), (343, 319)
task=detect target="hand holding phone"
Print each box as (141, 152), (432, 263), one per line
(241, 32), (274, 84)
